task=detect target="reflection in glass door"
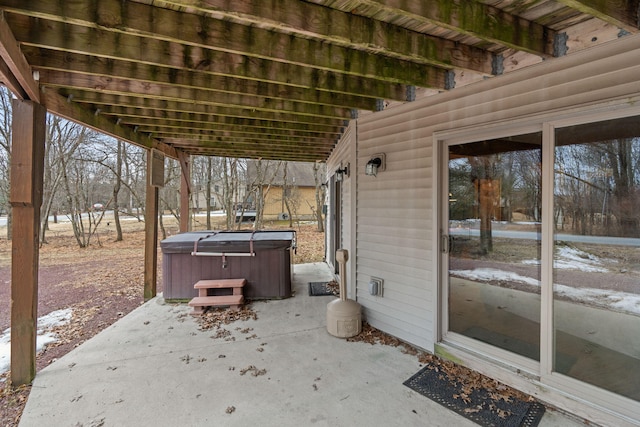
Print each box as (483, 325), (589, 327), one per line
(553, 117), (640, 401)
(447, 132), (542, 361)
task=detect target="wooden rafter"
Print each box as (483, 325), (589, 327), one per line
(150, 0), (498, 74)
(41, 89), (177, 159)
(308, 0), (557, 56)
(39, 70), (362, 116)
(3, 1), (456, 86)
(0, 0), (634, 161)
(558, 0), (640, 31)
(118, 116), (344, 136)
(63, 92), (350, 126)
(0, 12), (38, 100)
(21, 46), (417, 104)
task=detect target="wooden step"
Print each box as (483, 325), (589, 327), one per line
(188, 294), (244, 315)
(194, 278), (246, 289)
(189, 295), (244, 307)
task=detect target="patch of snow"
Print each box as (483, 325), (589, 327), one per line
(554, 284), (640, 315)
(451, 268), (540, 287)
(522, 245), (609, 273)
(0, 308), (73, 378)
(451, 269), (640, 316)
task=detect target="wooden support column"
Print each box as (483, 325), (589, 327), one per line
(143, 149), (159, 301)
(177, 150), (191, 232)
(10, 99), (46, 386)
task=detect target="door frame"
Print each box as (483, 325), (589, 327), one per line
(433, 107), (640, 422)
(328, 175), (342, 274)
(436, 121), (546, 375)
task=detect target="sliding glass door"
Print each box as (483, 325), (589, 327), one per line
(445, 132), (542, 362)
(553, 116), (640, 401)
(441, 115), (640, 405)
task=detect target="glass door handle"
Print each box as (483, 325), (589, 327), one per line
(441, 233), (450, 253)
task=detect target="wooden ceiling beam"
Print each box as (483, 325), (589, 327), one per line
(16, 30), (413, 102)
(175, 147), (326, 162)
(312, 0), (557, 57)
(0, 12), (38, 101)
(152, 0), (497, 74)
(169, 139), (331, 162)
(31, 56), (382, 112)
(164, 139), (335, 152)
(117, 115), (344, 135)
(557, 0), (640, 31)
(65, 92), (349, 127)
(4, 2), (452, 86)
(41, 73), (353, 120)
(145, 129), (338, 145)
(40, 89), (177, 159)
(133, 121), (340, 141)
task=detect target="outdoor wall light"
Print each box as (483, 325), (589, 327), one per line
(365, 153), (385, 177)
(335, 163), (349, 181)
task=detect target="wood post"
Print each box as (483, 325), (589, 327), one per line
(143, 149), (159, 301)
(10, 99), (46, 386)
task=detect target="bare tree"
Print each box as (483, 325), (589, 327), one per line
(281, 162), (301, 227)
(113, 140), (124, 241)
(0, 88), (12, 239)
(206, 156), (213, 229)
(46, 116), (101, 247)
(249, 159), (281, 229)
(222, 157), (240, 229)
(159, 157), (181, 236)
(312, 161), (326, 232)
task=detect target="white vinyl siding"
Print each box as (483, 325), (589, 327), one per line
(327, 34), (640, 353)
(326, 34), (640, 426)
(355, 110), (433, 349)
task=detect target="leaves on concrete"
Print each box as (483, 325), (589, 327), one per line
(239, 365), (267, 377)
(349, 322), (536, 414)
(196, 306), (258, 332)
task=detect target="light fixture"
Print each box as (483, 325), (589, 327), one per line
(335, 163), (349, 181)
(365, 153), (385, 177)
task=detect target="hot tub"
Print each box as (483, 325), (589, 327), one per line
(160, 230), (295, 300)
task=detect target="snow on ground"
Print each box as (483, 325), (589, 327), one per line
(0, 308), (73, 378)
(450, 268), (640, 316)
(522, 245), (611, 273)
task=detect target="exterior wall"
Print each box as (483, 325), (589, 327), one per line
(355, 119), (433, 349)
(327, 125), (356, 297)
(328, 33), (640, 426)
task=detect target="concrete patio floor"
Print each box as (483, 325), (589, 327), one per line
(20, 263), (583, 426)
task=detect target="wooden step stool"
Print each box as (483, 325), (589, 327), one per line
(188, 278), (246, 315)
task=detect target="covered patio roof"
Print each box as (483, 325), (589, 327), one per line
(1, 1), (638, 161)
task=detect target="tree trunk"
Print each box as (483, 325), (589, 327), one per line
(159, 198), (167, 240)
(113, 140), (123, 241)
(206, 157), (212, 229)
(313, 162), (325, 232)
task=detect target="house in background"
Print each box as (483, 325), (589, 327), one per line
(247, 160), (320, 222)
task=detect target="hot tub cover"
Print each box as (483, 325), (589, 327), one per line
(160, 230), (296, 254)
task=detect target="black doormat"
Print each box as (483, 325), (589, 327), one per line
(308, 282), (333, 296)
(403, 365), (545, 427)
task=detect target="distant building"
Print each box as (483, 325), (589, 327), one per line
(246, 160), (319, 221)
